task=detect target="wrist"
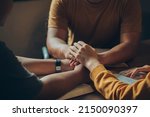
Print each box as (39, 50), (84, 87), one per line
(55, 59), (61, 73)
(98, 53), (106, 65)
(85, 59), (101, 72)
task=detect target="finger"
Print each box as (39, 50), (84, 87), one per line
(78, 41), (96, 52)
(68, 52), (75, 60)
(69, 47), (78, 59)
(125, 72), (132, 77)
(140, 65), (150, 72)
(69, 60), (74, 66)
(130, 66), (148, 78)
(70, 46), (78, 53)
(130, 69), (139, 78)
(73, 42), (82, 49)
(70, 62), (74, 67)
(69, 59), (77, 64)
(69, 59), (74, 64)
(121, 68), (137, 77)
(124, 70), (134, 77)
(78, 41), (86, 46)
(70, 60), (77, 67)
(73, 61), (80, 66)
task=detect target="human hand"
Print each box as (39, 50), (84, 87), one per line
(69, 59), (80, 67)
(63, 46), (80, 66)
(69, 41), (101, 71)
(122, 65), (150, 78)
(63, 46), (72, 59)
(61, 59), (75, 72)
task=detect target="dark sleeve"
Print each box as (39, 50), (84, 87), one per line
(0, 41), (43, 99)
(0, 41), (31, 78)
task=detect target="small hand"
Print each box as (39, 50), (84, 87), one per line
(123, 65), (150, 78)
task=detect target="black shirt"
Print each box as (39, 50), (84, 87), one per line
(0, 41), (43, 99)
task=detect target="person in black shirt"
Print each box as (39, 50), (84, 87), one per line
(0, 0), (87, 99)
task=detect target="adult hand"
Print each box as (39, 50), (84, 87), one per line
(69, 59), (80, 67)
(123, 65), (150, 78)
(63, 46), (80, 66)
(61, 59), (75, 72)
(70, 41), (100, 71)
(63, 46), (72, 59)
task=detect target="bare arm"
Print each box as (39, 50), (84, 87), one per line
(17, 56), (74, 76)
(36, 64), (89, 99)
(46, 28), (70, 59)
(98, 32), (140, 65)
(69, 41), (150, 99)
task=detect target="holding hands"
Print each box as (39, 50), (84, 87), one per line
(69, 41), (101, 71)
(69, 41), (150, 80)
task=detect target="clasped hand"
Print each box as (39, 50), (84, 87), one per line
(68, 41), (99, 69)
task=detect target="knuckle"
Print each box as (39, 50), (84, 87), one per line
(76, 55), (80, 59)
(144, 65), (149, 68)
(78, 51), (82, 55)
(83, 44), (88, 48)
(135, 68), (139, 71)
(93, 48), (96, 52)
(80, 47), (84, 51)
(73, 46), (77, 50)
(70, 46), (74, 49)
(74, 42), (77, 46)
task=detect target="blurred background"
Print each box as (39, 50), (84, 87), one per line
(0, 0), (51, 58)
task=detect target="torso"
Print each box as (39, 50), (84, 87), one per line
(66, 0), (125, 48)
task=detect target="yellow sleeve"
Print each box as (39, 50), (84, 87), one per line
(90, 65), (150, 100)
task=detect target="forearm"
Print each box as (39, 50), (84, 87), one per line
(47, 37), (69, 58)
(98, 42), (138, 65)
(17, 56), (56, 75)
(90, 65), (150, 99)
(36, 65), (90, 99)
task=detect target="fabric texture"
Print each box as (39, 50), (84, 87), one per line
(90, 65), (150, 100)
(48, 0), (141, 48)
(0, 41), (43, 100)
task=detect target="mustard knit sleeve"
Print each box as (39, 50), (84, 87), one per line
(90, 65), (150, 100)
